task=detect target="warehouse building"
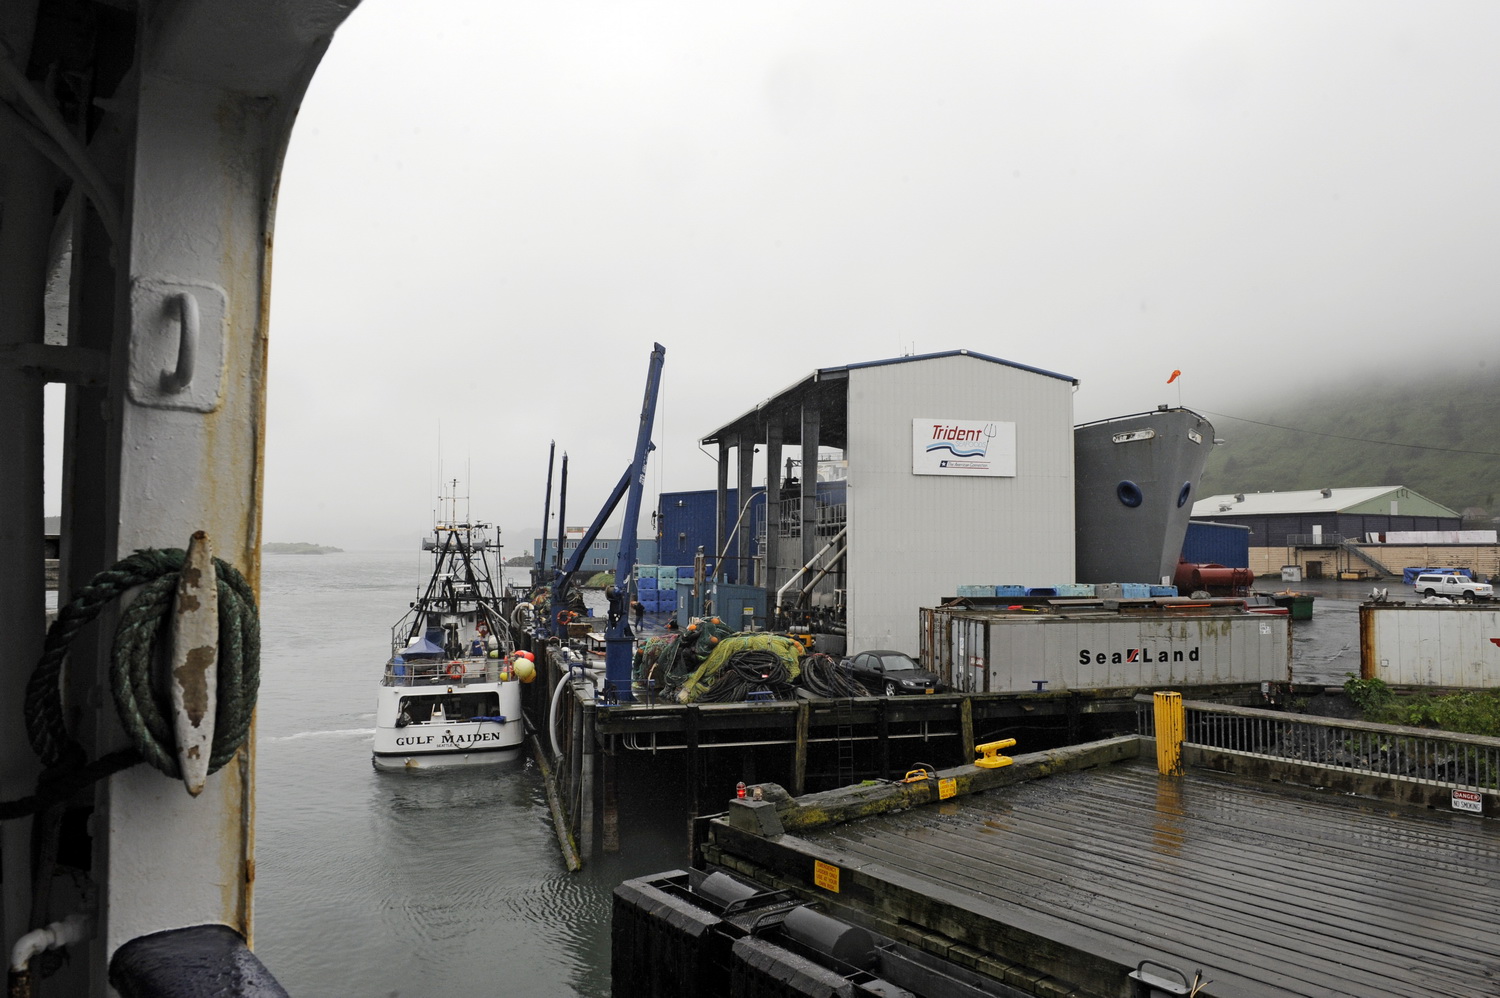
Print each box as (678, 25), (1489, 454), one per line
(1189, 486), (1474, 578)
(700, 349), (1078, 655)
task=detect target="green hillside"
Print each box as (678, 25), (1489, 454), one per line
(1196, 366), (1500, 520)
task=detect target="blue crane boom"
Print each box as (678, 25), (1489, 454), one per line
(544, 343), (665, 702)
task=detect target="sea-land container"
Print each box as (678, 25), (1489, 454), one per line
(921, 604), (1291, 693)
(1359, 603), (1500, 688)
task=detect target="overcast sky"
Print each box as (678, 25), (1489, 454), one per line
(257, 1), (1500, 551)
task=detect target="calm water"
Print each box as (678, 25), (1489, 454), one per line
(253, 551), (690, 997)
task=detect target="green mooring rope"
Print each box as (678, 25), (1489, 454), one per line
(3, 548), (260, 819)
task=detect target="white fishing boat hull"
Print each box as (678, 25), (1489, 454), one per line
(372, 674), (526, 771)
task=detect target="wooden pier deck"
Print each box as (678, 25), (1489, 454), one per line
(703, 744), (1500, 996)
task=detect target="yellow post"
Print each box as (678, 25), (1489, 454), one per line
(1153, 691), (1184, 776)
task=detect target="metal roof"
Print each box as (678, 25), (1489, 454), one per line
(700, 349), (1077, 447)
(1192, 485), (1457, 518)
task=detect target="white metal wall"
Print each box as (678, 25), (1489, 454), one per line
(845, 354), (1075, 653)
(1365, 605), (1500, 687)
(979, 614), (1291, 691)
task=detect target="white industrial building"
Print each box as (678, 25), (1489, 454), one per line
(701, 350), (1078, 655)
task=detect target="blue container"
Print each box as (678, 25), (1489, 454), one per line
(658, 590), (677, 609)
(677, 565), (694, 578)
(995, 585), (1027, 597)
(639, 598), (660, 613)
(1025, 587), (1058, 597)
(1119, 583), (1152, 599)
(1149, 585), (1178, 597)
(957, 585), (996, 598)
(637, 576), (657, 591)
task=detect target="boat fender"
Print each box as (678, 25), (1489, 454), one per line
(445, 661), (466, 680)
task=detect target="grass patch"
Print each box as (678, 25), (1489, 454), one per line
(1343, 676), (1500, 737)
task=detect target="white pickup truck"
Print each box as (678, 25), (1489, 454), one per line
(1411, 573), (1494, 598)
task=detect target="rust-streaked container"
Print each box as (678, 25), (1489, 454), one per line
(920, 602), (1291, 693)
(1359, 602), (1500, 688)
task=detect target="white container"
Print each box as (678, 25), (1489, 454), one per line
(1281, 565), (1302, 583)
(922, 606), (1291, 693)
(1360, 604), (1500, 688)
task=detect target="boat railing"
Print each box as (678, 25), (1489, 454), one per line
(383, 658), (503, 687)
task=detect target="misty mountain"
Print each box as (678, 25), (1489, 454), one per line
(1194, 364), (1500, 520)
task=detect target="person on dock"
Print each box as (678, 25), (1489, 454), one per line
(632, 599), (644, 628)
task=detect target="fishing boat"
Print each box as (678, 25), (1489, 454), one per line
(373, 495), (526, 770)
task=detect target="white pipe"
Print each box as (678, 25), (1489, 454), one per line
(775, 527), (848, 611)
(548, 674), (570, 760)
(10, 913), (88, 973)
(548, 662), (601, 759)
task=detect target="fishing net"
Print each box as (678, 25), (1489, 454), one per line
(676, 633), (805, 704)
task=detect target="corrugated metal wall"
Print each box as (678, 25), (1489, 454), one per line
(845, 355), (1075, 653)
(1182, 521), (1252, 567)
(1363, 605), (1500, 688)
(923, 609), (1290, 692)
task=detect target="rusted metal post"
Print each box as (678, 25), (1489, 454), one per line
(1154, 691), (1185, 776)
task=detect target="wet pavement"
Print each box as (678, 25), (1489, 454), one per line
(1266, 576), (1394, 687)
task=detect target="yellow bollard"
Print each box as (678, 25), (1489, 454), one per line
(974, 738), (1016, 769)
(1154, 691), (1184, 776)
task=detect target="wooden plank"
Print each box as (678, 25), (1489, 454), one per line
(744, 761), (1500, 997)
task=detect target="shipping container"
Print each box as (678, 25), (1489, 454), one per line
(921, 604), (1291, 693)
(1181, 521), (1252, 568)
(1359, 603), (1500, 688)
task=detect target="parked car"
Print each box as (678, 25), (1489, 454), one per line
(1412, 573), (1494, 599)
(842, 650), (943, 696)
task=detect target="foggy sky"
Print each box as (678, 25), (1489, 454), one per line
(258, 1), (1500, 551)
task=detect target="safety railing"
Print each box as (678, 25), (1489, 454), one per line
(1136, 697), (1500, 793)
(1286, 532), (1345, 547)
(382, 659), (502, 686)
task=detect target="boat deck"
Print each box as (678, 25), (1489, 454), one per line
(717, 758), (1500, 996)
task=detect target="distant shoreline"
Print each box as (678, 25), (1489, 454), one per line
(263, 542), (343, 555)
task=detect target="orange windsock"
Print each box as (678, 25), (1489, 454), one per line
(1167, 369), (1182, 384)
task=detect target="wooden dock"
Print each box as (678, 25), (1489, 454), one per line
(523, 639), (1285, 864)
(698, 738), (1500, 997)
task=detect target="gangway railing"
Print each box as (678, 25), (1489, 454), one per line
(1137, 697), (1500, 794)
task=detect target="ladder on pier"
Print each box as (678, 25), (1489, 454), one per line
(834, 698), (856, 787)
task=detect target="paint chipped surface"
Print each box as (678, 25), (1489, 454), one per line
(175, 645), (216, 725)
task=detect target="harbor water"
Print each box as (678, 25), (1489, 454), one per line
(252, 550), (691, 996)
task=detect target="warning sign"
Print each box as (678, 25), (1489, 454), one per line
(813, 860), (840, 893)
(938, 778), (957, 800)
(1453, 789), (1483, 813)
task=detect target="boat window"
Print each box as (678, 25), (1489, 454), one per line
(398, 692), (502, 723)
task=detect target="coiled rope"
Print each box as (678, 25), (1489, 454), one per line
(3, 548), (259, 819)
(797, 653), (869, 699)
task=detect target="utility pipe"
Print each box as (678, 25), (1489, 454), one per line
(775, 527), (848, 612)
(711, 493), (761, 582)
